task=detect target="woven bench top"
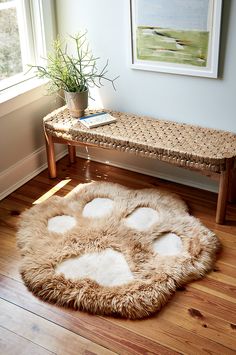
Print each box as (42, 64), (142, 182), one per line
(44, 106), (236, 173)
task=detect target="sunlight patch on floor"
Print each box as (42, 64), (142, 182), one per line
(33, 179), (71, 204)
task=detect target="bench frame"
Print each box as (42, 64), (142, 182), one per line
(44, 131), (236, 225)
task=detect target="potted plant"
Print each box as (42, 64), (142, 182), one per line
(30, 32), (118, 117)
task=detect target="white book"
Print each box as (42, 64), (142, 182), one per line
(79, 112), (117, 129)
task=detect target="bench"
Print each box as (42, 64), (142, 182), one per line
(43, 106), (236, 224)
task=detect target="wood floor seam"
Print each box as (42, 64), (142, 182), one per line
(0, 324), (56, 355)
(0, 295), (116, 355)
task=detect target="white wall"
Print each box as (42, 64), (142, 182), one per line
(54, 0), (235, 193)
(0, 88), (66, 199)
(56, 0), (236, 132)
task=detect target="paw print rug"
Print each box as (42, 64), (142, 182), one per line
(17, 182), (220, 319)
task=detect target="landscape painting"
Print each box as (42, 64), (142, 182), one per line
(130, 0), (222, 77)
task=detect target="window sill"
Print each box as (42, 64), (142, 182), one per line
(0, 78), (50, 118)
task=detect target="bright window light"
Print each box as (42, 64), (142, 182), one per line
(0, 0), (56, 93)
(0, 0), (23, 80)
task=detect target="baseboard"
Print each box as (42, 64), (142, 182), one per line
(0, 147), (67, 200)
(75, 149), (218, 193)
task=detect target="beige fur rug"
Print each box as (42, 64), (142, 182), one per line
(17, 182), (220, 319)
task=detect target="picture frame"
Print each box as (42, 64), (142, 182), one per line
(130, 0), (222, 78)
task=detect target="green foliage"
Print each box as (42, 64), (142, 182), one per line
(30, 32), (118, 94)
(0, 7), (22, 79)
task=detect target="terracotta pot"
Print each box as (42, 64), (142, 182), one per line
(64, 90), (88, 118)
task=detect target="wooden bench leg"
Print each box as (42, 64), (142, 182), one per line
(45, 132), (56, 178)
(228, 162), (236, 203)
(68, 145), (76, 164)
(216, 159), (233, 224)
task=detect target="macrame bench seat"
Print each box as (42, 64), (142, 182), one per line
(43, 106), (236, 224)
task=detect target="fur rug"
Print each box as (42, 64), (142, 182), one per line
(17, 182), (220, 319)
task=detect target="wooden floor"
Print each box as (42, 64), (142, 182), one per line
(0, 156), (236, 355)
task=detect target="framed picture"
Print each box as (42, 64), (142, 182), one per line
(130, 0), (222, 78)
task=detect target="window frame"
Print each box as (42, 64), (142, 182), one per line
(0, 0), (56, 93)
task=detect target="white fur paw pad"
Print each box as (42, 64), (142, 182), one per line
(47, 215), (76, 233)
(153, 233), (183, 256)
(124, 207), (160, 231)
(82, 198), (114, 218)
(55, 248), (134, 286)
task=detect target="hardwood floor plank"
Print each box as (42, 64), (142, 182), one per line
(106, 316), (236, 355)
(173, 287), (236, 324)
(0, 326), (54, 355)
(0, 298), (113, 355)
(158, 299), (236, 349)
(215, 248), (236, 268)
(191, 283), (236, 304)
(0, 275), (174, 355)
(192, 278), (236, 301)
(214, 262), (236, 278)
(0, 231), (21, 282)
(207, 271), (236, 286)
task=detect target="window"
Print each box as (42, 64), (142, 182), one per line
(0, 0), (56, 92)
(0, 0), (23, 80)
